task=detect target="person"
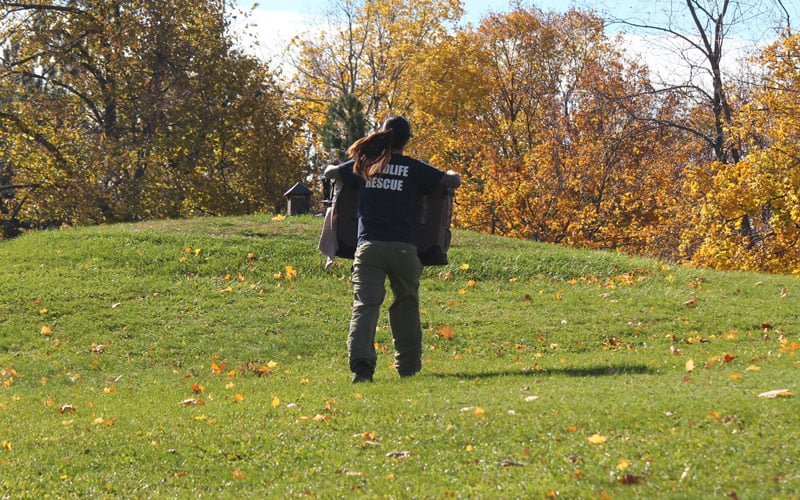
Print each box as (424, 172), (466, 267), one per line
(324, 116), (461, 383)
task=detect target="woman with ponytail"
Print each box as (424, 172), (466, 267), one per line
(324, 116), (461, 383)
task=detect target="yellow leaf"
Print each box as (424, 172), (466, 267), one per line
(473, 407), (486, 417)
(588, 433), (607, 445)
(41, 325), (52, 336)
(459, 263), (470, 270)
(685, 359), (696, 372)
(465, 444), (474, 452)
(234, 393), (245, 403)
(271, 396), (280, 407)
(729, 373), (743, 380)
(746, 365), (760, 371)
(233, 470), (246, 479)
(616, 458), (630, 471)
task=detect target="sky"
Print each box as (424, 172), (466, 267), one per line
(232, 0), (586, 61)
(232, 0), (799, 80)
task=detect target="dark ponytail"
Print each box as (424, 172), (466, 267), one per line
(347, 115), (413, 180)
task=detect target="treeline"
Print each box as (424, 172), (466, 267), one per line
(2, 1), (798, 275)
(0, 0), (305, 237)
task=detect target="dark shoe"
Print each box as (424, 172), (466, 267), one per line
(351, 360), (374, 383)
(352, 372), (373, 383)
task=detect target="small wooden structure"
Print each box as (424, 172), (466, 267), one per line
(284, 182), (313, 215)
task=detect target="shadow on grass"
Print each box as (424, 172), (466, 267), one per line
(430, 364), (654, 379)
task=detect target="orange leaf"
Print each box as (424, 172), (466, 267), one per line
(436, 325), (455, 340)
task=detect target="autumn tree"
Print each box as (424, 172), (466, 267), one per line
(606, 0), (795, 267)
(289, 0), (462, 168)
(687, 30), (800, 274)
(407, 7), (692, 258)
(0, 0), (303, 236)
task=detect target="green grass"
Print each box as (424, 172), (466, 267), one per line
(0, 215), (798, 498)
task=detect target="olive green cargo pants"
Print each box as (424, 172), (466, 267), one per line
(348, 241), (423, 377)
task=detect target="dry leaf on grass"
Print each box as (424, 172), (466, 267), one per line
(757, 389), (792, 399)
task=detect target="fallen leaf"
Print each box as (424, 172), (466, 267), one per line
(588, 433), (607, 445)
(683, 298), (698, 307)
(616, 458), (631, 471)
(619, 474), (643, 485)
(500, 459), (526, 467)
(386, 451), (412, 458)
(177, 398), (204, 406)
(758, 389), (792, 399)
(56, 404), (76, 414)
(436, 325), (455, 340)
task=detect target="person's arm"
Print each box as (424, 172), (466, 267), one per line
(441, 170), (461, 189)
(323, 164), (340, 180)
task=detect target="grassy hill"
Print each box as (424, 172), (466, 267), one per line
(0, 215), (798, 497)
